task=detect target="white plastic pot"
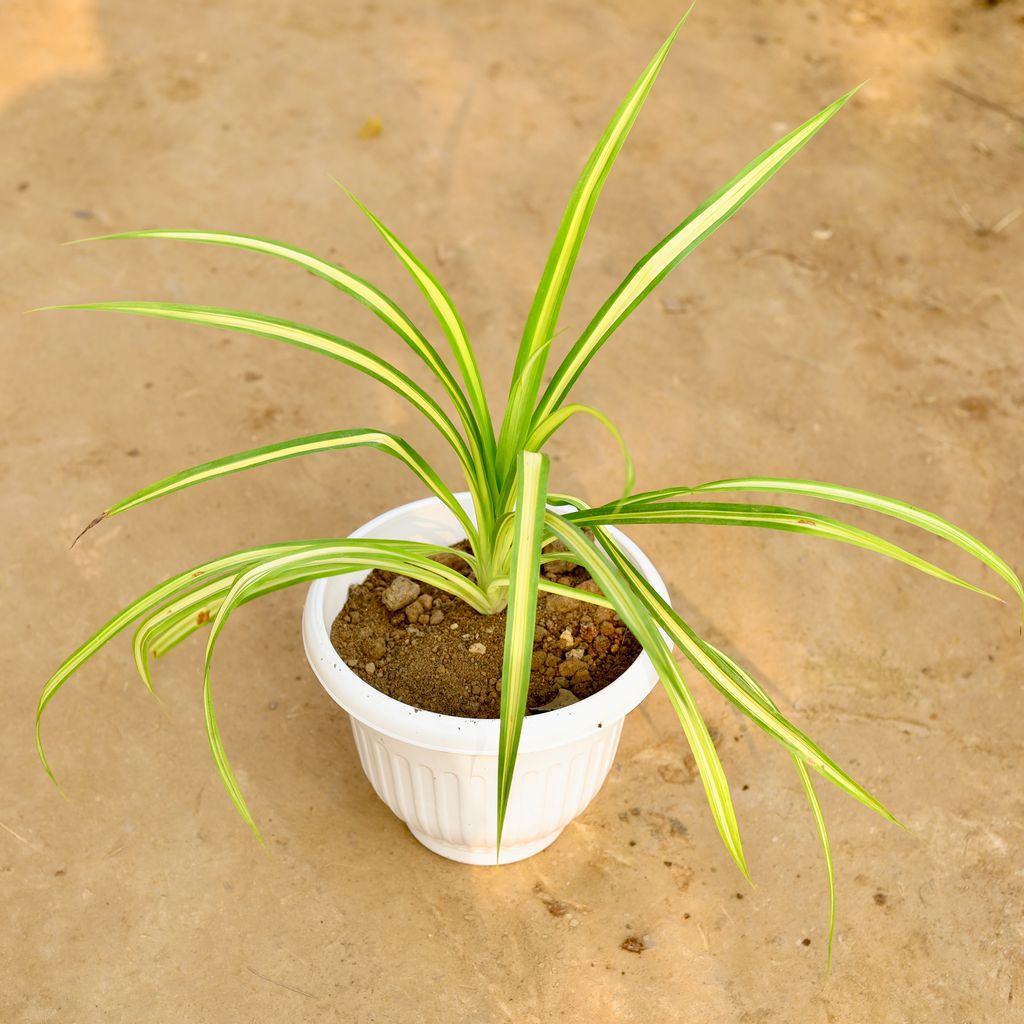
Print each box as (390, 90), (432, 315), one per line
(302, 492), (670, 865)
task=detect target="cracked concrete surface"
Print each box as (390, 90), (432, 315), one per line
(2, 1), (1022, 1020)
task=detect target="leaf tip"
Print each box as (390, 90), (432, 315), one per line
(329, 175), (363, 212)
(71, 512), (108, 549)
(36, 744), (66, 800)
(842, 81), (868, 105)
(729, 840), (752, 883)
(62, 233), (116, 247)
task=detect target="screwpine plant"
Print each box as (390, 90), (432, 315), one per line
(39, 17), (1020, 960)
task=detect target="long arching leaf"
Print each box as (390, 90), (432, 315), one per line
(133, 542), (482, 687)
(797, 762), (835, 968)
(80, 428), (476, 545)
(533, 87), (859, 425)
(340, 188), (496, 467)
(692, 623), (838, 967)
(68, 229), (485, 454)
(584, 520), (843, 961)
(699, 632), (837, 968)
(41, 301), (489, 501)
(36, 540), (329, 783)
(133, 579), (235, 692)
(566, 501), (999, 601)
(196, 541), (496, 835)
(593, 529), (896, 821)
(498, 13), (689, 474)
(556, 494), (839, 959)
(627, 476), (1023, 616)
(544, 511), (749, 878)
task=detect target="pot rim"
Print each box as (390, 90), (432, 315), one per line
(302, 492), (671, 755)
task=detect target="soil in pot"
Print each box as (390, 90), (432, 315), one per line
(329, 543), (642, 718)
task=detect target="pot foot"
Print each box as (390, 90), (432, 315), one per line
(408, 827), (564, 865)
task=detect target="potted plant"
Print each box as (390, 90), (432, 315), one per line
(37, 16), (1019, 962)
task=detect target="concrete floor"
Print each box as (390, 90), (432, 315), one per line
(2, 1), (1022, 1020)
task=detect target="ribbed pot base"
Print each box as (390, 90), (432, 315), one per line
(409, 827), (564, 865)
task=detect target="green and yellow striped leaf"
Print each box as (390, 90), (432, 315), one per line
(84, 428), (475, 545)
(35, 540), (328, 784)
(544, 511), (749, 878)
(797, 762), (835, 969)
(534, 87), (859, 424)
(552, 495), (839, 957)
(498, 13), (689, 473)
(632, 476), (1023, 616)
(588, 524), (844, 961)
(534, 577), (612, 610)
(68, 228), (484, 451)
(44, 301), (488, 498)
(341, 188), (496, 464)
(696, 629), (837, 967)
(40, 535), (489, 793)
(595, 530), (895, 817)
(194, 541), (494, 835)
(132, 565), (318, 688)
(694, 624), (838, 966)
(567, 501), (999, 601)
(131, 540), (480, 690)
(132, 577), (235, 693)
(496, 451), (550, 851)
(148, 563), (339, 663)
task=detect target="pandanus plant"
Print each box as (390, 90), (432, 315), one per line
(37, 15), (1020, 960)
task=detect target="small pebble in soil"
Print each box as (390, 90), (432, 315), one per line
(620, 936), (647, 954)
(468, 643), (486, 655)
(381, 576), (421, 611)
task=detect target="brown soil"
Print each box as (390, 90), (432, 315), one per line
(329, 542), (642, 717)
